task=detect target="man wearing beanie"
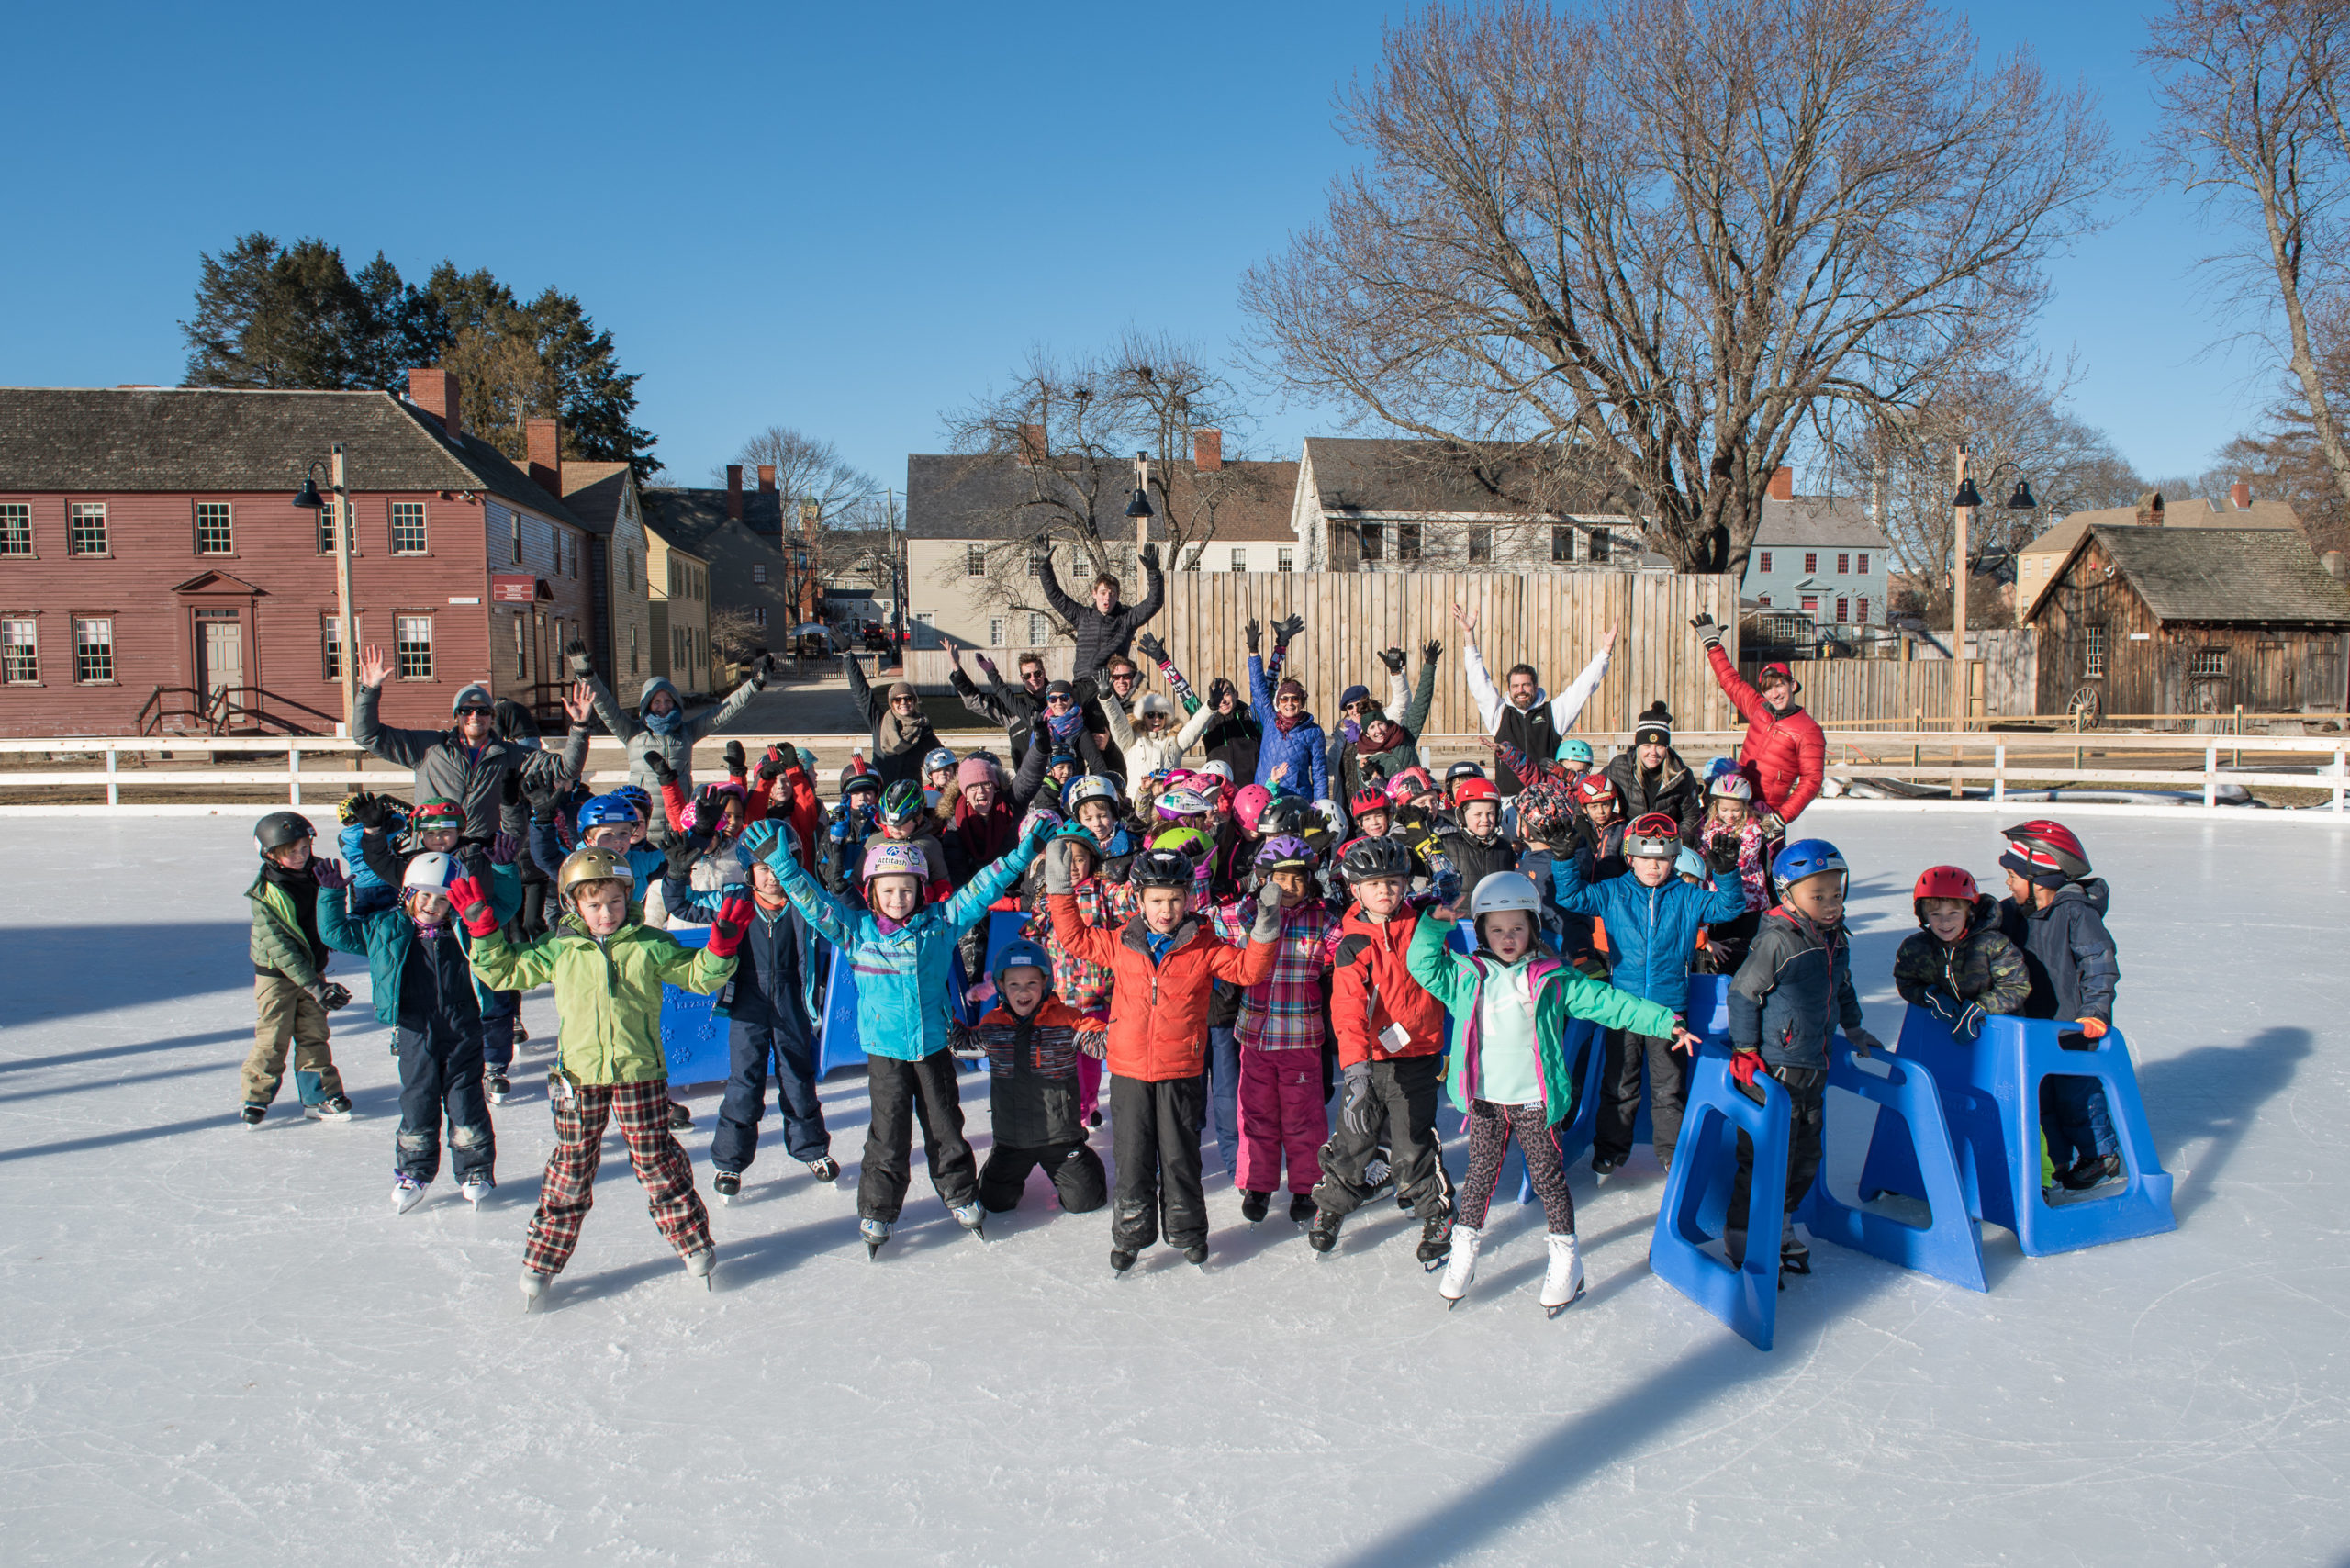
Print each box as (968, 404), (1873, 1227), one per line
(844, 651), (943, 789)
(1602, 701), (1702, 839)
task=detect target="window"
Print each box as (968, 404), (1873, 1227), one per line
(1803, 552), (1818, 574)
(1758, 550), (1773, 573)
(753, 607), (767, 629)
(1856, 598), (1869, 623)
(2, 619), (35, 682)
(1398, 523), (1423, 562)
(392, 501), (427, 554)
(509, 510), (522, 566)
(2084, 623), (2106, 679)
(316, 499), (352, 555)
(73, 618), (113, 683)
(1757, 594), (1772, 607)
(1468, 527), (1493, 564)
(1836, 553), (1850, 575)
(1359, 523), (1383, 562)
(514, 613), (529, 676)
(1835, 598), (1850, 623)
(625, 549), (636, 589)
(967, 545), (986, 577)
(989, 617), (1005, 648)
(1028, 612), (1048, 644)
(321, 614), (361, 680)
(1586, 528), (1611, 563)
(1181, 544), (1203, 571)
(1277, 547), (1293, 573)
(70, 502), (107, 556)
(1856, 552), (1869, 574)
(1551, 525), (1574, 564)
(196, 502), (232, 555)
(396, 615), (433, 679)
(629, 622), (639, 675)
(1800, 596), (1818, 612)
(2191, 646), (2228, 678)
(1026, 544), (1050, 578)
(1231, 547), (1248, 573)
(0, 504), (27, 555)
(752, 563), (767, 585)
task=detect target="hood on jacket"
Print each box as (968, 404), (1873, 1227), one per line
(639, 677), (687, 736)
(2032, 878), (2111, 919)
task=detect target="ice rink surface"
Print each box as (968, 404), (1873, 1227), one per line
(3, 808), (2345, 1567)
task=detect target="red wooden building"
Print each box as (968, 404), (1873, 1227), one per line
(0, 371), (599, 739)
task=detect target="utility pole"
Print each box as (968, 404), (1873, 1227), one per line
(332, 443), (359, 754)
(1951, 443), (1973, 797)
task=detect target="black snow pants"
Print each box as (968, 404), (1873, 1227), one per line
(858, 1052), (978, 1223)
(1312, 1054), (1451, 1221)
(1109, 1072), (1208, 1253)
(979, 1140), (1108, 1214)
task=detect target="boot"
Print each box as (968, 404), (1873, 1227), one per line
(1288, 1193), (1316, 1224)
(1416, 1210), (1455, 1269)
(1307, 1207), (1343, 1254)
(1539, 1233), (1587, 1316)
(1439, 1225), (1483, 1305)
(1239, 1189), (1270, 1224)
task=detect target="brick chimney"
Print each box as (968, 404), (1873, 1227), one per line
(2135, 490), (2165, 526)
(2230, 481), (2252, 510)
(757, 464), (777, 493)
(1016, 423), (1046, 465)
(526, 419), (562, 498)
(1193, 429), (1223, 472)
(726, 465), (744, 521)
(408, 367), (462, 440)
(1768, 465), (1794, 501)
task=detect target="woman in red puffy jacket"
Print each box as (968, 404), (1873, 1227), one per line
(1693, 615), (1825, 830)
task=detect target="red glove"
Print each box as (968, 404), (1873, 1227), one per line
(706, 894), (755, 958)
(447, 874), (498, 938)
(2075, 1017), (2109, 1040)
(1729, 1048), (1765, 1090)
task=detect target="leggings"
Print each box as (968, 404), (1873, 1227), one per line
(1456, 1099), (1575, 1236)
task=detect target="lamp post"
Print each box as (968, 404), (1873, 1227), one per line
(291, 443), (358, 741)
(1124, 449), (1155, 554)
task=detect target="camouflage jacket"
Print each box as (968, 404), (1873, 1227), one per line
(1892, 901), (2030, 1016)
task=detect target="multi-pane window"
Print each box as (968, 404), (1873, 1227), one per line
(1181, 544), (1203, 571)
(1028, 612), (1047, 645)
(1586, 528), (1611, 563)
(70, 502), (107, 555)
(1800, 596), (1818, 612)
(1027, 545), (1050, 578)
(509, 510), (522, 565)
(1551, 525), (1574, 563)
(1835, 598), (1850, 622)
(1802, 552), (1818, 573)
(1855, 598), (1869, 623)
(1757, 594), (1773, 607)
(396, 615), (433, 678)
(1836, 553), (1850, 574)
(989, 617), (1005, 648)
(1467, 527), (1493, 564)
(73, 617), (113, 682)
(2, 619), (35, 682)
(1856, 552), (1869, 574)
(196, 502), (233, 554)
(752, 564), (767, 584)
(321, 614), (361, 680)
(1397, 524), (1423, 562)
(2191, 646), (2227, 678)
(392, 502), (427, 554)
(753, 607), (767, 628)
(967, 545), (986, 577)
(1359, 523), (1383, 562)
(1231, 547), (1247, 573)
(1758, 550), (1773, 572)
(1, 503), (31, 555)
(2084, 624), (2106, 678)
(1277, 547), (1293, 573)
(316, 499), (349, 554)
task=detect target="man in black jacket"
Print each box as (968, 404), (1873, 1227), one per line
(1036, 544), (1166, 678)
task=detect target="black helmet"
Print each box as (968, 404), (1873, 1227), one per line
(1445, 761), (1485, 784)
(1257, 795), (1309, 838)
(254, 811), (316, 854)
(1129, 846), (1195, 890)
(1339, 834), (1414, 883)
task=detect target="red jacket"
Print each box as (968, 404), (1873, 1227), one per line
(747, 762), (822, 873)
(1704, 644), (1825, 823)
(1046, 894), (1276, 1081)
(1330, 905), (1449, 1069)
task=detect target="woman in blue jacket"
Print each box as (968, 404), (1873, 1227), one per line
(1246, 615), (1329, 805)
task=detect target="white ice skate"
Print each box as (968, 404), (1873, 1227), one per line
(952, 1202), (987, 1242)
(460, 1176), (491, 1209)
(861, 1218), (892, 1260)
(1439, 1224), (1483, 1307)
(519, 1268), (551, 1312)
(391, 1176), (428, 1215)
(682, 1247), (717, 1291)
(1540, 1232), (1587, 1317)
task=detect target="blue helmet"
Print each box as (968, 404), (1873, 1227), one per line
(1557, 737), (1594, 764)
(923, 746), (957, 776)
(1771, 838), (1847, 893)
(1674, 846), (1707, 879)
(611, 784), (653, 818)
(990, 936), (1056, 996)
(577, 794), (640, 832)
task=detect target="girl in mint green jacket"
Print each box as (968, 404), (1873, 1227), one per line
(1405, 872), (1691, 1311)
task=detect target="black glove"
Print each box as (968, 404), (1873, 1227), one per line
(1377, 646), (1406, 674)
(1139, 542), (1161, 572)
(1031, 712), (1053, 745)
(1245, 618), (1262, 655)
(349, 791), (392, 833)
(1422, 638), (1443, 664)
(1706, 834), (1741, 873)
(501, 769), (521, 808)
(1275, 613), (1305, 645)
(521, 773), (563, 825)
(663, 834), (703, 879)
(565, 637), (595, 678)
(306, 980), (353, 1013)
(723, 740), (747, 778)
(643, 750), (677, 787)
(754, 653), (774, 689)
(1136, 632), (1168, 664)
(1691, 611), (1721, 647)
(757, 744), (789, 782)
(690, 784), (725, 834)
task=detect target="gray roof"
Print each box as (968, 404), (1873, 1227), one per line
(558, 459), (632, 539)
(1753, 495), (1891, 551)
(2069, 524), (2350, 625)
(904, 451), (1292, 543)
(644, 484), (788, 541)
(1300, 435), (1612, 517)
(0, 386), (584, 525)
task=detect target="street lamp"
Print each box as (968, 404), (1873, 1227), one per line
(291, 443), (358, 738)
(1948, 455), (2042, 762)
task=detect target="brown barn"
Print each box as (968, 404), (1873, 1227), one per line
(2028, 524), (2350, 721)
(0, 373), (599, 739)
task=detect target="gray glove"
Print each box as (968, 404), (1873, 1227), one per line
(1845, 1025), (1885, 1056)
(1340, 1061), (1375, 1136)
(1043, 834), (1077, 897)
(1250, 878), (1286, 941)
(1691, 612), (1721, 648)
(1076, 1029), (1107, 1060)
(565, 637), (596, 678)
(306, 980), (352, 1013)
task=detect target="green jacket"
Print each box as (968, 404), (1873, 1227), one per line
(1405, 913), (1674, 1122)
(467, 915), (733, 1085)
(247, 868), (324, 988)
(317, 867), (521, 1029)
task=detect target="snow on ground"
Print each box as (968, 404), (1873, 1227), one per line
(3, 809), (2346, 1567)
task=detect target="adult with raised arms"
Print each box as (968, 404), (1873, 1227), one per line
(1451, 604), (1617, 798)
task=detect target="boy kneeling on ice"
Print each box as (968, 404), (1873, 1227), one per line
(755, 817), (1050, 1256)
(1409, 873), (1695, 1312)
(1045, 839), (1282, 1273)
(952, 937), (1110, 1217)
(458, 849), (747, 1307)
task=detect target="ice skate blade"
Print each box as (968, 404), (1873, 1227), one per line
(1444, 1294), (1462, 1310)
(1543, 1282), (1589, 1319)
(865, 1242), (883, 1260)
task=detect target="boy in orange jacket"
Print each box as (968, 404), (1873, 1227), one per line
(1045, 839), (1281, 1272)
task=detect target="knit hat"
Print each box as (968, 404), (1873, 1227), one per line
(1633, 701), (1674, 747)
(451, 682), (494, 715)
(956, 756), (998, 787)
(1338, 683), (1371, 711)
(1044, 679), (1075, 700)
(886, 680), (917, 702)
(1276, 678), (1306, 700)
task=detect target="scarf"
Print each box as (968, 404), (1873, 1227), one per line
(1272, 707), (1311, 735)
(643, 704), (686, 737)
(1046, 706), (1085, 744)
(954, 797), (1015, 868)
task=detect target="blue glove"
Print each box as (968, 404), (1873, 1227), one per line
(739, 819), (784, 866)
(1921, 988), (1962, 1026)
(1951, 999), (1986, 1044)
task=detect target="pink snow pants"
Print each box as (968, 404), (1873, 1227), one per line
(1236, 1046), (1326, 1194)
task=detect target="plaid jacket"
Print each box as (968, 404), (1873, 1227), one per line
(1023, 875), (1136, 1014)
(1209, 898), (1340, 1051)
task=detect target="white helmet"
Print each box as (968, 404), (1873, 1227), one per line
(1195, 759), (1234, 785)
(402, 851), (457, 894)
(1469, 870), (1542, 920)
(1133, 691), (1175, 723)
(1313, 798), (1343, 832)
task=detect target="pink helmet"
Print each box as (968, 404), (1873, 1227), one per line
(860, 841), (929, 885)
(678, 778), (746, 834)
(1386, 766), (1436, 805)
(1233, 784), (1272, 834)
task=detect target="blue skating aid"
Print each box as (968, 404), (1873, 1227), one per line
(1648, 1044), (1789, 1350)
(655, 926), (730, 1087)
(1855, 1007), (2015, 1232)
(815, 945), (867, 1073)
(1796, 1036), (1986, 1292)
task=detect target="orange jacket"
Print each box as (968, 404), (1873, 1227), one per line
(1330, 905), (1449, 1069)
(1045, 893), (1277, 1081)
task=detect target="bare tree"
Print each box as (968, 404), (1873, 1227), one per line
(1242, 0), (2115, 577)
(717, 426), (877, 525)
(2146, 0), (2350, 529)
(934, 333), (1274, 624)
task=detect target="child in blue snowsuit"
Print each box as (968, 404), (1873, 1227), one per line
(335, 793), (408, 917)
(1550, 811), (1745, 1176)
(756, 821), (1048, 1253)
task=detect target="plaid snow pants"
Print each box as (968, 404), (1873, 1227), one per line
(523, 1077), (711, 1277)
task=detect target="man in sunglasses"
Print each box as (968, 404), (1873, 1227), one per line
(354, 650), (593, 844)
(948, 647), (1103, 773)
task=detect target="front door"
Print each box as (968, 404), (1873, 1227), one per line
(196, 609), (243, 703)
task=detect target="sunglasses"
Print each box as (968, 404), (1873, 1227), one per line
(1046, 694), (1074, 706)
(890, 696), (920, 706)
(456, 706), (493, 718)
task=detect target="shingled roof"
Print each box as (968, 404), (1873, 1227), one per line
(1754, 494), (1890, 551)
(2054, 524), (2350, 625)
(904, 452), (1292, 543)
(0, 386), (583, 525)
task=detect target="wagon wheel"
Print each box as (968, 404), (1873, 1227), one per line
(2067, 685), (2101, 733)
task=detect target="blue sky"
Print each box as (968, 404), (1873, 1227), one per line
(0, 1), (2266, 494)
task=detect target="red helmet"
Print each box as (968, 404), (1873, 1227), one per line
(1912, 865), (1980, 926)
(1348, 783), (1393, 816)
(2002, 819), (2089, 880)
(1577, 773), (1617, 804)
(1452, 777), (1501, 805)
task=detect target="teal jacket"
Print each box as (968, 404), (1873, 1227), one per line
(318, 866), (521, 1030)
(1405, 913), (1676, 1121)
(764, 823), (1046, 1063)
